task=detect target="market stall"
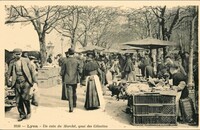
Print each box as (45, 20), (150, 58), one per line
(78, 45), (105, 53)
(116, 79), (177, 126)
(37, 66), (61, 88)
(112, 77), (196, 126)
(122, 37), (177, 59)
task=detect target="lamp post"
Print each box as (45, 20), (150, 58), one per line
(61, 36), (64, 56)
(47, 42), (54, 57)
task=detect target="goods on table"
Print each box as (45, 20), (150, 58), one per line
(125, 78), (172, 96)
(125, 83), (150, 95)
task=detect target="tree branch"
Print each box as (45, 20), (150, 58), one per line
(5, 6), (48, 24)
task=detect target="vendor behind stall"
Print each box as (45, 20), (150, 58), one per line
(169, 63), (189, 122)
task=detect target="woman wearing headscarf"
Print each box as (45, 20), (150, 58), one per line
(83, 51), (105, 111)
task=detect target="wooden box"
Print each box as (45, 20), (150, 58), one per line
(38, 67), (53, 79)
(37, 78), (53, 88)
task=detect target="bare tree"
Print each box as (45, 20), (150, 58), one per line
(78, 6), (98, 47)
(54, 6), (84, 49)
(124, 7), (157, 40)
(79, 6), (119, 48)
(188, 6), (198, 88)
(56, 6), (119, 49)
(151, 6), (194, 41)
(5, 5), (67, 66)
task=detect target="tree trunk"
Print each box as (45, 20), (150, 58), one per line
(157, 20), (161, 39)
(179, 35), (185, 67)
(163, 47), (167, 59)
(161, 20), (165, 40)
(71, 38), (75, 49)
(149, 24), (152, 37)
(39, 35), (47, 67)
(188, 14), (197, 89)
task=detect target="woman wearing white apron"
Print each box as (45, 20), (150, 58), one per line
(83, 52), (105, 111)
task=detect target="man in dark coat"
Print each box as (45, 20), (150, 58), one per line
(123, 55), (135, 81)
(6, 48), (37, 121)
(170, 64), (188, 99)
(60, 48), (82, 112)
(145, 62), (155, 78)
(59, 54), (68, 101)
(138, 53), (152, 77)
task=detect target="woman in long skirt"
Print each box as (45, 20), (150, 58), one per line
(83, 52), (105, 111)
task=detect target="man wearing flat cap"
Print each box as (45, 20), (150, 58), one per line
(60, 48), (82, 112)
(6, 48), (37, 121)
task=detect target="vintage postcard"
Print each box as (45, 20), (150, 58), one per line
(0, 0), (199, 129)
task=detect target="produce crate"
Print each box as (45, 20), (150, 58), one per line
(5, 98), (16, 107)
(131, 92), (177, 126)
(37, 78), (53, 88)
(133, 93), (175, 104)
(132, 115), (177, 126)
(38, 68), (53, 79)
(38, 67), (60, 79)
(6, 89), (15, 97)
(133, 104), (176, 114)
(55, 67), (61, 76)
(52, 76), (59, 86)
(5, 88), (16, 108)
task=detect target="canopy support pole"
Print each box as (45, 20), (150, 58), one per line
(163, 47), (167, 59)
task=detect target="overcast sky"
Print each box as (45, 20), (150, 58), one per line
(1, 1), (198, 54)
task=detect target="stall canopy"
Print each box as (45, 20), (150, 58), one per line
(121, 46), (144, 51)
(123, 37), (177, 49)
(78, 45), (105, 53)
(103, 48), (119, 53)
(106, 43), (144, 53)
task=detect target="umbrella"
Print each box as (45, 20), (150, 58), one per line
(123, 37), (177, 49)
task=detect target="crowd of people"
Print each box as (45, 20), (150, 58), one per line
(5, 47), (194, 124)
(55, 48), (193, 123)
(55, 48), (190, 86)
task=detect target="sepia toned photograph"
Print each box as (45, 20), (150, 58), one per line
(1, 1), (199, 129)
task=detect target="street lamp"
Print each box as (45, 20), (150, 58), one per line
(61, 36), (64, 56)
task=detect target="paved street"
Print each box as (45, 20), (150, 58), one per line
(4, 84), (197, 129)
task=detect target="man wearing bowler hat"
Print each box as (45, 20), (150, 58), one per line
(6, 48), (37, 121)
(60, 48), (82, 112)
